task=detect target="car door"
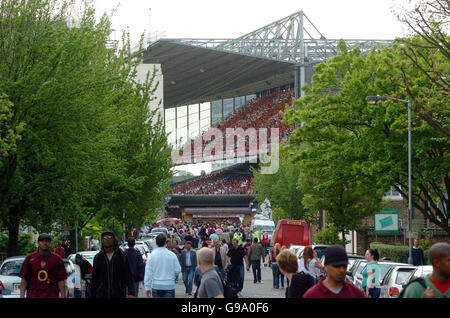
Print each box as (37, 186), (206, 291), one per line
(380, 267), (394, 298)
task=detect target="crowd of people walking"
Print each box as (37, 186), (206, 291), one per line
(16, 222), (450, 299)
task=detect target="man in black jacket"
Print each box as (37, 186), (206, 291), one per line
(90, 230), (136, 298)
(125, 238), (145, 297)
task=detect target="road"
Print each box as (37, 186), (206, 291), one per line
(138, 261), (286, 298)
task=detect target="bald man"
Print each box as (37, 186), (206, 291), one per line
(402, 242), (450, 298)
(196, 247), (224, 298)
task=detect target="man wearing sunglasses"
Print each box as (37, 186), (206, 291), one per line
(90, 230), (136, 298)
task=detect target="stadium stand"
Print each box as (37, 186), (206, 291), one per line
(180, 88), (294, 162)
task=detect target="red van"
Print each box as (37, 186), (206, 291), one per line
(272, 219), (310, 248)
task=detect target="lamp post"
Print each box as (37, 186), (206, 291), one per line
(365, 95), (413, 265)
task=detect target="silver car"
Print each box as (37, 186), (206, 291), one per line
(346, 259), (367, 285)
(380, 265), (417, 298)
(402, 265), (433, 286)
(68, 250), (99, 267)
(0, 256), (81, 298)
(354, 261), (408, 290)
(0, 256), (24, 298)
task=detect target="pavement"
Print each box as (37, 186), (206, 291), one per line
(138, 261), (286, 298)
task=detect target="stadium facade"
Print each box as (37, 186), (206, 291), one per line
(141, 10), (393, 225)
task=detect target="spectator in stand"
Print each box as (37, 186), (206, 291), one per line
(303, 245), (366, 298)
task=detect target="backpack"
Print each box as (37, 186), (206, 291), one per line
(399, 277), (426, 298)
(194, 269), (239, 299)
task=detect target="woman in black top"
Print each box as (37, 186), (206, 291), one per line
(276, 249), (315, 298)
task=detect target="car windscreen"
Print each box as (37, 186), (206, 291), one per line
(0, 259), (24, 276)
(313, 247), (328, 259)
(395, 268), (415, 285)
(356, 262), (367, 275)
(253, 225), (275, 232)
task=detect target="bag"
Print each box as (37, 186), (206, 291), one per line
(398, 277), (426, 298)
(222, 279), (238, 298)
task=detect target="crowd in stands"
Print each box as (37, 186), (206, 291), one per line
(181, 88), (295, 161)
(170, 172), (252, 195)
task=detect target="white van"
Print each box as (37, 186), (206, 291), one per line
(250, 218), (276, 241)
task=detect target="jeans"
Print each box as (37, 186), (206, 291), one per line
(237, 264), (245, 292)
(251, 260), (261, 282)
(369, 287), (381, 298)
(152, 289), (175, 298)
(216, 267), (225, 280)
(183, 266), (195, 294)
(271, 263), (285, 288)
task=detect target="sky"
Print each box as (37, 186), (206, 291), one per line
(92, 0), (410, 175)
(93, 0), (409, 46)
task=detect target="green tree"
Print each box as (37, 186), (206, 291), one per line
(394, 0), (450, 140)
(251, 146), (311, 222)
(0, 0), (172, 256)
(284, 39), (449, 235)
(0, 94), (25, 159)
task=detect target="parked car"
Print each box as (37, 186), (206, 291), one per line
(0, 256), (24, 298)
(121, 242), (151, 262)
(151, 227), (169, 236)
(380, 265), (417, 298)
(63, 258), (82, 298)
(0, 256), (81, 298)
(141, 237), (157, 251)
(402, 265), (433, 287)
(346, 259), (367, 284)
(354, 261), (409, 290)
(289, 245), (304, 257)
(319, 253), (364, 274)
(68, 250), (99, 267)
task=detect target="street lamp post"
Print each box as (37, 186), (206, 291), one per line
(365, 95), (413, 265)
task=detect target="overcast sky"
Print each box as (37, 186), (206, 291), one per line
(94, 0), (409, 46)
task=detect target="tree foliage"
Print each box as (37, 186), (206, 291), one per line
(251, 146), (310, 222)
(283, 39), (449, 235)
(0, 0), (172, 256)
(0, 94), (25, 159)
(394, 0), (450, 140)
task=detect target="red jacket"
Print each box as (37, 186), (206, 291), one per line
(302, 279), (367, 298)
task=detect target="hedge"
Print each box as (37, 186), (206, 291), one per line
(370, 242), (429, 265)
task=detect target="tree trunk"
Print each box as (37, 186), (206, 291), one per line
(6, 218), (19, 258)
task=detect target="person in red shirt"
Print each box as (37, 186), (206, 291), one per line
(54, 241), (66, 259)
(303, 245), (366, 298)
(19, 233), (68, 298)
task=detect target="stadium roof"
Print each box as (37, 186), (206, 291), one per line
(143, 39), (295, 109)
(142, 10), (393, 109)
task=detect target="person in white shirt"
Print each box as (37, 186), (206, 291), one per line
(144, 234), (181, 298)
(297, 246), (324, 282)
